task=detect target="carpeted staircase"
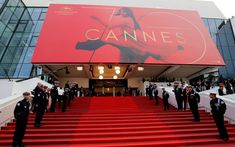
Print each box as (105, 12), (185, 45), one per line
(0, 96), (235, 147)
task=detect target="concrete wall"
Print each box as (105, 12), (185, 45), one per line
(0, 80), (14, 99)
(22, 0), (225, 19)
(59, 77), (89, 88)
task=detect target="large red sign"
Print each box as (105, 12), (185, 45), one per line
(32, 4), (225, 65)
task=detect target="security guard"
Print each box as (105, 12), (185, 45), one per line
(162, 88), (170, 110)
(173, 83), (183, 110)
(50, 81), (59, 112)
(154, 85), (159, 105)
(187, 85), (200, 122)
(34, 86), (48, 127)
(13, 92), (31, 147)
(62, 88), (70, 112)
(210, 93), (229, 141)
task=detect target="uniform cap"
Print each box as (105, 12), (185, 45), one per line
(210, 92), (216, 96)
(23, 92), (30, 96)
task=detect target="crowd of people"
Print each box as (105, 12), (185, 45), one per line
(12, 81), (80, 147)
(12, 80), (230, 147)
(146, 82), (229, 142)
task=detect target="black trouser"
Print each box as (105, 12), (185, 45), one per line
(50, 96), (57, 112)
(149, 95), (153, 100)
(13, 117), (28, 146)
(58, 95), (62, 108)
(189, 103), (200, 121)
(68, 95), (72, 107)
(176, 97), (183, 110)
(62, 96), (68, 112)
(213, 114), (228, 138)
(155, 95), (159, 104)
(183, 96), (188, 110)
(35, 105), (46, 125)
(163, 98), (169, 110)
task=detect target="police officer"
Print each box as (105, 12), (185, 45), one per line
(34, 86), (48, 127)
(187, 85), (200, 122)
(154, 85), (159, 105)
(173, 82), (183, 110)
(32, 83), (43, 113)
(13, 92), (31, 147)
(209, 93), (229, 141)
(62, 88), (70, 112)
(50, 81), (59, 112)
(148, 84), (153, 100)
(162, 88), (170, 111)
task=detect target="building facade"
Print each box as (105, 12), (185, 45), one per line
(0, 0), (235, 80)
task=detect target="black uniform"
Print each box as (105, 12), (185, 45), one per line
(182, 88), (188, 110)
(187, 91), (200, 121)
(50, 85), (58, 112)
(148, 85), (153, 100)
(13, 99), (30, 147)
(34, 91), (48, 127)
(210, 98), (229, 140)
(162, 91), (170, 110)
(173, 87), (183, 110)
(62, 91), (70, 112)
(154, 88), (159, 104)
(32, 86), (42, 113)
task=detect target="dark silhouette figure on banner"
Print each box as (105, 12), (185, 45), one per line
(76, 7), (163, 63)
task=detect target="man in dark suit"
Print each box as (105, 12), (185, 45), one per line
(13, 92), (31, 147)
(210, 93), (229, 141)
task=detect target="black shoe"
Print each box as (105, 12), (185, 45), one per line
(222, 137), (229, 141)
(34, 124), (41, 127)
(19, 143), (25, 147)
(12, 142), (19, 147)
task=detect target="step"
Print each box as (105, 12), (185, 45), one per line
(1, 135), (235, 146)
(1, 124), (234, 134)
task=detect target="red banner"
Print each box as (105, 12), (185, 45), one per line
(32, 4), (225, 65)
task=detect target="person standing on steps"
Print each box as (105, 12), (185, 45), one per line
(209, 93), (229, 141)
(187, 85), (200, 122)
(12, 92), (31, 147)
(50, 81), (59, 112)
(62, 88), (70, 112)
(154, 84), (159, 105)
(34, 86), (48, 127)
(162, 88), (170, 111)
(148, 84), (153, 100)
(173, 82), (183, 110)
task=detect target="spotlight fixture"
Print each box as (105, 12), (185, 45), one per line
(114, 66), (120, 70)
(138, 67), (144, 71)
(115, 69), (120, 74)
(99, 69), (104, 74)
(113, 75), (118, 79)
(76, 66), (83, 71)
(99, 75), (103, 79)
(98, 66), (104, 70)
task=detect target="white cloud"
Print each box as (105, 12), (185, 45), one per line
(199, 0), (235, 18)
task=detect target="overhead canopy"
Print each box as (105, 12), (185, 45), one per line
(32, 4), (224, 66)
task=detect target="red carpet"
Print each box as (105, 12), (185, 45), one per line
(0, 96), (235, 146)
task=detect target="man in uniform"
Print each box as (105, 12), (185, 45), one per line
(173, 82), (183, 110)
(13, 92), (31, 147)
(209, 93), (229, 141)
(187, 85), (200, 122)
(34, 86), (48, 127)
(62, 88), (70, 112)
(154, 85), (159, 105)
(148, 84), (153, 100)
(162, 88), (170, 111)
(50, 81), (59, 112)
